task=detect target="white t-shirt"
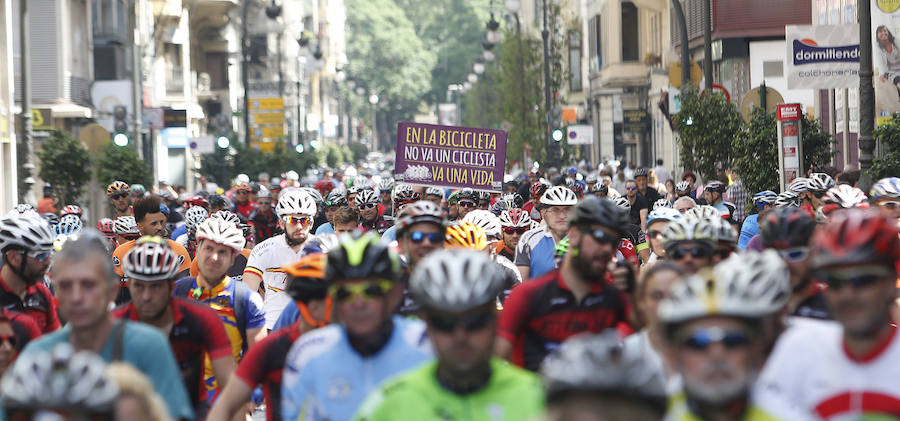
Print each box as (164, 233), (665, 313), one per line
(756, 317), (900, 420)
(245, 233), (317, 329)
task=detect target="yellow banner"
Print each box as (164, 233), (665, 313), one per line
(250, 98), (283, 110)
(251, 112), (285, 125)
(251, 126), (284, 139)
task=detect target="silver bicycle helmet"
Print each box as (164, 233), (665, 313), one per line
(774, 191), (802, 208)
(0, 213), (55, 252)
(196, 217), (246, 252)
(808, 172), (835, 192)
(113, 216), (139, 236)
(410, 249), (505, 312)
(462, 210), (502, 239)
(184, 206), (209, 235)
(871, 177), (900, 202)
(541, 186), (578, 206)
(123, 236), (182, 282)
(277, 189), (317, 217)
(662, 216), (717, 251)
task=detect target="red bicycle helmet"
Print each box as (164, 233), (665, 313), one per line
(60, 205), (83, 217)
(96, 218), (115, 238)
(811, 209), (900, 270)
(184, 195), (210, 210)
(530, 181), (550, 201)
(315, 179), (334, 196)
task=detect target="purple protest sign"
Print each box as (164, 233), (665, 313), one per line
(394, 122), (507, 192)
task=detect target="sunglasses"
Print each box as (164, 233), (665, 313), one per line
(670, 246), (711, 260)
(678, 327), (752, 351)
(820, 273), (885, 290)
(579, 228), (620, 247)
(122, 235), (140, 241)
(778, 247), (809, 262)
(328, 280), (393, 302)
(503, 227), (527, 235)
(409, 231), (443, 244)
(811, 191), (826, 198)
(0, 335), (17, 348)
(359, 203), (377, 209)
(427, 311), (495, 333)
(878, 200), (900, 209)
(380, 190), (391, 194)
(110, 193), (128, 200)
(283, 215), (313, 226)
(626, 186), (637, 191)
(647, 230), (664, 239)
(258, 201), (272, 205)
(23, 250), (52, 263)
(458, 201), (477, 208)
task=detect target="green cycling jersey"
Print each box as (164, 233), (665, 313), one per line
(354, 358), (545, 421)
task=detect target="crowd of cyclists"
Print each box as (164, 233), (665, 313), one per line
(0, 159), (898, 421)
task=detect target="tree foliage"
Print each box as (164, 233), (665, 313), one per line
(672, 85), (744, 180)
(197, 141), (320, 186)
(734, 109), (835, 195)
(37, 130), (93, 206)
(498, 30), (545, 167)
(95, 142), (154, 191)
(869, 115), (900, 180)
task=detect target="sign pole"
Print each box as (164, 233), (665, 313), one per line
(776, 104), (804, 192)
(858, 0), (875, 179)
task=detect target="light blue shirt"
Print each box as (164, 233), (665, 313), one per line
(273, 302), (299, 330)
(315, 222), (335, 235)
(21, 321), (194, 420)
(739, 213), (760, 251)
(381, 225), (397, 242)
(281, 316), (432, 421)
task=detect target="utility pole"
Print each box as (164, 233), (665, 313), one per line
(671, 0), (690, 89)
(859, 0), (875, 176)
(241, 0), (251, 145)
(541, 0), (554, 167)
(19, 0), (35, 204)
(702, 0), (712, 90)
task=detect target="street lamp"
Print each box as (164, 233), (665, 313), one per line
(473, 61), (485, 75)
(505, 0), (521, 13)
(486, 14), (501, 45)
(468, 73), (478, 83)
(368, 93), (379, 151)
(483, 50), (496, 62)
(217, 136), (230, 149)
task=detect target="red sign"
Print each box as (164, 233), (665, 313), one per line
(776, 104), (802, 121)
(785, 169), (798, 181)
(784, 147), (797, 157)
(782, 125), (798, 136)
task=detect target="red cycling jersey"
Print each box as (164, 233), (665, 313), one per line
(0, 275), (60, 334)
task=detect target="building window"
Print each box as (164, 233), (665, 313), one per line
(92, 0), (127, 42)
(622, 2), (639, 62)
(206, 53), (229, 90)
(588, 15), (602, 73)
(763, 60), (783, 78)
(164, 43), (184, 94)
(568, 31), (582, 92)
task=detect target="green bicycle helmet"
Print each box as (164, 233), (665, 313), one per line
(326, 231), (401, 281)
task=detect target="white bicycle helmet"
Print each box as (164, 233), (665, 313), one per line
(355, 189), (380, 206)
(662, 217), (718, 251)
(658, 250), (790, 324)
(277, 189), (317, 217)
(612, 196), (631, 212)
(807, 172), (835, 192)
(462, 209), (502, 239)
(211, 210), (241, 226)
(410, 249), (505, 312)
(0, 213), (54, 252)
(498, 208), (532, 228)
(424, 186), (444, 198)
(395, 200), (446, 234)
(123, 236), (182, 282)
(647, 207), (682, 224)
(195, 217), (245, 252)
(774, 191), (801, 208)
(7, 204), (37, 218)
(788, 177), (810, 194)
(301, 187), (324, 205)
(675, 181), (692, 193)
(585, 173), (598, 184)
(2, 342), (119, 415)
(871, 177), (900, 202)
(184, 206), (209, 235)
(378, 178), (395, 192)
(685, 205), (721, 220)
(540, 330), (667, 406)
(56, 214), (83, 236)
(114, 216), (139, 236)
(714, 218), (738, 244)
(652, 198), (671, 210)
(823, 185), (869, 209)
(541, 186), (578, 206)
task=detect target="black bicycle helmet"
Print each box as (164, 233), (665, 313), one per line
(760, 206), (817, 249)
(634, 168), (649, 178)
(326, 231), (401, 281)
(568, 196), (630, 235)
(457, 188), (479, 202)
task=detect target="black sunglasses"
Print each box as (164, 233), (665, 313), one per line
(427, 311), (494, 333)
(678, 327), (752, 351)
(503, 227), (527, 235)
(581, 228), (620, 247)
(458, 201), (477, 208)
(820, 273), (884, 290)
(409, 231), (443, 244)
(110, 193), (128, 200)
(670, 246), (712, 260)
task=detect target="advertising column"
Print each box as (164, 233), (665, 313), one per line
(776, 104), (805, 192)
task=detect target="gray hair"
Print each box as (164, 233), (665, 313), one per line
(51, 229), (117, 287)
(673, 196), (696, 209)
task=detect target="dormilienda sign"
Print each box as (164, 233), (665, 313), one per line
(394, 122), (507, 192)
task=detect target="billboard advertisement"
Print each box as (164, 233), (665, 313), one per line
(873, 0), (900, 117)
(785, 25), (859, 89)
(394, 122), (507, 192)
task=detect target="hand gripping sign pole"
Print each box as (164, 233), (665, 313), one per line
(776, 104), (804, 193)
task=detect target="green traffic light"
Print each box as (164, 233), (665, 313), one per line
(552, 129), (564, 142)
(113, 133), (129, 147)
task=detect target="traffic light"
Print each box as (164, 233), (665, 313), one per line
(550, 105), (563, 142)
(113, 105), (128, 146)
(552, 128), (564, 142)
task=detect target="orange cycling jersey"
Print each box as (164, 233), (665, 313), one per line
(112, 238), (192, 277)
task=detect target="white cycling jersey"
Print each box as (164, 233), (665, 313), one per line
(755, 317), (900, 420)
(244, 233), (318, 329)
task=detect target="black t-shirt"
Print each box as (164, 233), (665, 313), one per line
(628, 194), (650, 226)
(640, 187), (661, 206)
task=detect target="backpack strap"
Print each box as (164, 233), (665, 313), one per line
(110, 319), (126, 362)
(232, 279), (249, 353)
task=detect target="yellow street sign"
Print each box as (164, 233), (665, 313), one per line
(250, 126), (284, 139)
(79, 123), (111, 157)
(668, 62), (702, 89)
(250, 112), (285, 125)
(250, 98), (284, 110)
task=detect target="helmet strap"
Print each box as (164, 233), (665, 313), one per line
(297, 297), (332, 328)
(10, 250), (35, 286)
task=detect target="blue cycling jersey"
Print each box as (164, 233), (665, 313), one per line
(381, 225), (397, 242)
(739, 214), (760, 251)
(281, 316), (432, 421)
(315, 222), (335, 236)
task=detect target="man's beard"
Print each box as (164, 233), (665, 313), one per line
(287, 230), (308, 246)
(683, 363), (756, 405)
(572, 248), (610, 282)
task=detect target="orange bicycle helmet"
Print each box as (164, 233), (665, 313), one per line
(445, 222), (488, 250)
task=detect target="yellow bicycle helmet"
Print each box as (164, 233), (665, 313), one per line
(445, 222), (488, 250)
